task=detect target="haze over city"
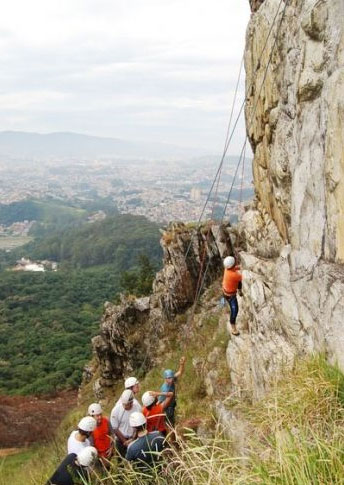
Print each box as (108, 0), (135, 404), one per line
(0, 0), (250, 153)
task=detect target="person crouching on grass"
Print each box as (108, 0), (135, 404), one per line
(46, 446), (98, 485)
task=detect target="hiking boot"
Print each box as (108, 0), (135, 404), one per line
(231, 324), (240, 336)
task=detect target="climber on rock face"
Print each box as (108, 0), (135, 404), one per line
(158, 356), (186, 428)
(222, 256), (242, 336)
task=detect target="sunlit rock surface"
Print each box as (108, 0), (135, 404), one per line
(227, 0), (344, 399)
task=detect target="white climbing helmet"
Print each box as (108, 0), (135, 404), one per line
(223, 256), (235, 269)
(77, 446), (98, 467)
(142, 391), (155, 407)
(78, 416), (97, 432)
(88, 403), (102, 416)
(124, 377), (139, 389)
(121, 389), (134, 404)
(129, 411), (147, 428)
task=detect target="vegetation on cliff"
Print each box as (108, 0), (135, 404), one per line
(2, 283), (343, 483)
(4, 340), (344, 484)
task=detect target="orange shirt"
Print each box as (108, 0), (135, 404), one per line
(92, 416), (111, 456)
(222, 267), (242, 295)
(143, 403), (166, 433)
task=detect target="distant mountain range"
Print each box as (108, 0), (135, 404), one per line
(0, 131), (206, 160)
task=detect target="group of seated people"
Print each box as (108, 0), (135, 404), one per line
(46, 357), (186, 485)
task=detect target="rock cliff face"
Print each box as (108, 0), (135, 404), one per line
(226, 0), (344, 399)
(153, 222), (233, 319)
(249, 0), (265, 12)
(91, 222), (233, 394)
(91, 0), (343, 404)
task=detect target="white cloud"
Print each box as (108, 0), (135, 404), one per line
(0, 91), (68, 109)
(0, 0), (251, 152)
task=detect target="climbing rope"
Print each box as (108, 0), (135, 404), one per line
(222, 138), (247, 221)
(134, 0), (291, 364)
(184, 58), (245, 261)
(210, 56), (245, 220)
(239, 140), (246, 214)
(184, 0), (288, 262)
(183, 0), (291, 337)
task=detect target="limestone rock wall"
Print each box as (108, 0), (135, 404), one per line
(249, 0), (265, 12)
(246, 0), (344, 263)
(227, 0), (344, 399)
(153, 222), (233, 319)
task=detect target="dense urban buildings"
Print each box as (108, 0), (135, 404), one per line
(0, 155), (253, 226)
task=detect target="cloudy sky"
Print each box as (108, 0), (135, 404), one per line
(0, 0), (251, 153)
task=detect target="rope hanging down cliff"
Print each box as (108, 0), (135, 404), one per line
(183, 0), (291, 340)
(184, 0), (288, 262)
(135, 0), (291, 364)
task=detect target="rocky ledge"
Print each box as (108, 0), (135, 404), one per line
(90, 222), (234, 396)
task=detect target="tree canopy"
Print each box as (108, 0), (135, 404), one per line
(0, 210), (162, 395)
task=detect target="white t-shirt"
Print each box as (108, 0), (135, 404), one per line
(110, 400), (141, 438)
(67, 430), (91, 455)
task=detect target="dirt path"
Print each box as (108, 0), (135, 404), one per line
(0, 390), (77, 448)
(0, 448), (23, 457)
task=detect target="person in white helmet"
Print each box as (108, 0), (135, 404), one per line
(46, 446), (98, 485)
(67, 416), (96, 455)
(110, 389), (141, 457)
(142, 390), (174, 435)
(126, 412), (165, 470)
(113, 376), (142, 411)
(124, 376), (140, 396)
(222, 255), (242, 336)
(88, 402), (113, 466)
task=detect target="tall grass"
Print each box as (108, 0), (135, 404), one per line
(84, 357), (344, 485)
(4, 338), (344, 485)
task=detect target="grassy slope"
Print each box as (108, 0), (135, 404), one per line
(3, 289), (344, 484)
(1, 289), (228, 483)
(0, 199), (87, 227)
(0, 236), (32, 250)
(0, 449), (37, 484)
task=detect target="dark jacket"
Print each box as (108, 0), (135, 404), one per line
(46, 453), (88, 485)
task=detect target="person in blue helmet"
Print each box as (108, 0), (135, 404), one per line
(158, 356), (186, 428)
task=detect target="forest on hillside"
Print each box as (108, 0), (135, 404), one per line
(25, 213), (161, 268)
(0, 201), (162, 395)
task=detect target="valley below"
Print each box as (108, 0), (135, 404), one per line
(0, 390), (77, 450)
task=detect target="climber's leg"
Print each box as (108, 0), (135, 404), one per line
(224, 294), (240, 336)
